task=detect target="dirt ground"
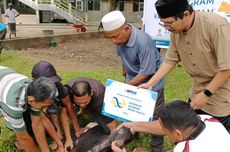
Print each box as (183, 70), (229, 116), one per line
(18, 37), (121, 71)
(1, 14), (144, 70)
(1, 14), (122, 71)
(3, 15), (142, 71)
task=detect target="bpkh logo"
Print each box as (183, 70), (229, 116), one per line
(125, 89), (137, 95)
(111, 97), (127, 108)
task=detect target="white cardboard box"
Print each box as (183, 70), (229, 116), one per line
(102, 79), (158, 122)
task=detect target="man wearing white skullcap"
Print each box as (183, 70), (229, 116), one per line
(101, 11), (165, 152)
(101, 11), (125, 32)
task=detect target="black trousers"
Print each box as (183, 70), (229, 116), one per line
(152, 88), (165, 152)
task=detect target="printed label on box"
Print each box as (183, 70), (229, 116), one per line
(102, 79), (158, 122)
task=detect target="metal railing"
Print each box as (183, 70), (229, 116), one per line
(38, 0), (51, 4)
(55, 0), (69, 11)
(54, 0), (85, 23)
(19, 0), (86, 23)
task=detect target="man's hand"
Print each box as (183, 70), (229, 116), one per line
(191, 91), (209, 110)
(56, 141), (64, 152)
(15, 130), (39, 152)
(111, 141), (127, 152)
(122, 123), (136, 134)
(64, 138), (73, 152)
(75, 127), (87, 137)
(115, 123), (135, 135)
(138, 82), (152, 90)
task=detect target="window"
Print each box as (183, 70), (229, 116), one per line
(76, 0), (83, 11)
(117, 0), (124, 11)
(88, 0), (100, 11)
(133, 0), (144, 12)
(139, 2), (144, 11)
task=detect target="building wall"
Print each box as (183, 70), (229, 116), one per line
(87, 10), (142, 23)
(124, 0), (132, 12)
(102, 0), (110, 12)
(2, 0), (142, 23)
(87, 0), (143, 23)
(123, 11), (142, 23)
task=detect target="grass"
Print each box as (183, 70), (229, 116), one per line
(0, 50), (191, 152)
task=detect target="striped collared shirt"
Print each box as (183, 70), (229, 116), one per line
(0, 66), (31, 131)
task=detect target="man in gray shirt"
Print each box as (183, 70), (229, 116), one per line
(101, 11), (165, 152)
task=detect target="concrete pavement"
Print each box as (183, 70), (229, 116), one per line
(1, 14), (99, 39)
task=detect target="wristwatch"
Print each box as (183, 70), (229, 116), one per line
(203, 88), (213, 97)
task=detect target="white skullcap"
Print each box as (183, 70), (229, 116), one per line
(101, 11), (125, 31)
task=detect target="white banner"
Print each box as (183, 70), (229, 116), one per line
(143, 0), (230, 48)
(102, 79), (157, 122)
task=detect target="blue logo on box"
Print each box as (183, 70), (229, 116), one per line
(111, 97), (127, 108)
(125, 89), (137, 95)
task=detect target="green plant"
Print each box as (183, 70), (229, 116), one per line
(0, 118), (19, 152)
